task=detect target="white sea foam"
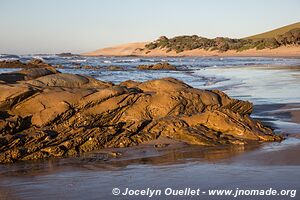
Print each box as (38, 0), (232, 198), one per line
(32, 56), (45, 61)
(118, 58), (141, 63)
(0, 54), (20, 61)
(0, 58), (18, 61)
(70, 59), (87, 63)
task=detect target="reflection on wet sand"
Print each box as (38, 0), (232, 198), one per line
(2, 135), (299, 179)
(0, 140), (300, 200)
(0, 143), (264, 200)
(0, 142), (258, 177)
(79, 144), (252, 169)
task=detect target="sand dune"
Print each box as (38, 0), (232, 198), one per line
(82, 42), (148, 56)
(83, 43), (300, 57)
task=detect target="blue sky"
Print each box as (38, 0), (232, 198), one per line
(0, 0), (299, 54)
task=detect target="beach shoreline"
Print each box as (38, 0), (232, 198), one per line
(83, 43), (300, 58)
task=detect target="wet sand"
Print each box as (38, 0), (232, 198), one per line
(0, 63), (300, 200)
(0, 137), (299, 200)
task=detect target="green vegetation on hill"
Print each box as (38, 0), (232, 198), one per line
(245, 22), (300, 40)
(145, 26), (300, 53)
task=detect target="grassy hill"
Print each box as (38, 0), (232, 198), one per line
(245, 22), (300, 40)
(144, 22), (300, 53)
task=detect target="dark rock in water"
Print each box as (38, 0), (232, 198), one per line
(27, 59), (53, 68)
(137, 62), (177, 70)
(0, 68), (283, 163)
(0, 60), (26, 68)
(74, 65), (124, 71)
(105, 65), (124, 71)
(74, 65), (98, 70)
(81, 65), (95, 69)
(28, 58), (44, 65)
(56, 53), (79, 57)
(0, 59), (53, 69)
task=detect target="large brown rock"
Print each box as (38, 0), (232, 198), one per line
(0, 69), (283, 163)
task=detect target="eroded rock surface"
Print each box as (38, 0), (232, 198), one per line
(0, 68), (282, 163)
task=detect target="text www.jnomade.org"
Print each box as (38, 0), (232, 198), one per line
(112, 187), (296, 198)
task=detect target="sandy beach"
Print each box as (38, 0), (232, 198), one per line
(83, 43), (300, 57)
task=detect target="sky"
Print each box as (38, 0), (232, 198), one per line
(0, 0), (299, 54)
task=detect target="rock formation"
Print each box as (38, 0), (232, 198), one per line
(0, 59), (53, 69)
(106, 65), (124, 71)
(0, 68), (283, 163)
(137, 62), (177, 70)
